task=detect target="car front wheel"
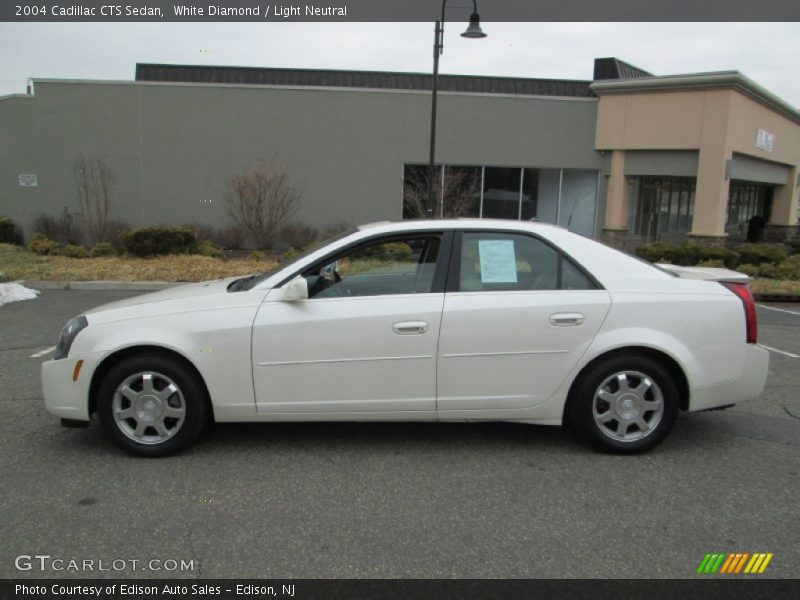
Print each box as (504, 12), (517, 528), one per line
(97, 354), (208, 457)
(568, 354), (679, 454)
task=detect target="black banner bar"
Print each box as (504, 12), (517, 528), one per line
(2, 0), (800, 22)
(4, 579), (800, 600)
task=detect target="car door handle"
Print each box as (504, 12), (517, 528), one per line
(549, 313), (584, 326)
(392, 321), (428, 335)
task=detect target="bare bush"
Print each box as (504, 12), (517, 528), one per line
(281, 222), (318, 249)
(403, 166), (481, 219)
(322, 220), (352, 238)
(214, 224), (248, 250)
(74, 153), (118, 245)
(31, 208), (83, 246)
(182, 223), (248, 250)
(225, 159), (301, 249)
(106, 219), (130, 255)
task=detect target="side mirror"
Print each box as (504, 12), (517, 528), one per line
(280, 275), (308, 302)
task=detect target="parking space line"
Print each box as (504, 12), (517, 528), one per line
(29, 346), (55, 358)
(758, 344), (800, 359)
(757, 304), (800, 317)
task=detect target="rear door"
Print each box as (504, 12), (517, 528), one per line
(437, 230), (611, 413)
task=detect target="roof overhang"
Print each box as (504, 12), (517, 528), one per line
(591, 71), (800, 125)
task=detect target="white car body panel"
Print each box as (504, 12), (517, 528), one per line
(41, 219), (769, 432)
(437, 290), (611, 412)
(252, 291), (443, 414)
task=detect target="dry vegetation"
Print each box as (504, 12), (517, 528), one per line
(0, 244), (277, 282)
(749, 278), (800, 295)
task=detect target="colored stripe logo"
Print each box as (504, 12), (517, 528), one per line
(697, 552), (773, 574)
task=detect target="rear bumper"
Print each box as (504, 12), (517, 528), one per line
(41, 353), (101, 422)
(688, 344), (769, 412)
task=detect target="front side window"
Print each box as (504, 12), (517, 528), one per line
(304, 235), (441, 299)
(457, 232), (596, 292)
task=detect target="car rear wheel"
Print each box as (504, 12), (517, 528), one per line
(97, 354), (208, 457)
(568, 354), (679, 454)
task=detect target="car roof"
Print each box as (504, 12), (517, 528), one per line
(358, 218), (564, 234)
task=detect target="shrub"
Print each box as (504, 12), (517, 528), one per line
(64, 244), (88, 258)
(183, 223), (248, 250)
(758, 263), (779, 279)
(736, 263), (760, 277)
(28, 233), (59, 255)
(0, 216), (23, 245)
(196, 240), (225, 259)
(696, 259), (725, 268)
(281, 222), (318, 249)
(784, 236), (800, 255)
(736, 243), (788, 266)
(248, 250), (266, 261)
(106, 220), (130, 255)
(91, 242), (116, 257)
(281, 248), (297, 262)
(772, 255), (800, 280)
(123, 227), (197, 257)
(184, 223), (215, 244)
(31, 209), (83, 246)
(636, 243), (738, 268)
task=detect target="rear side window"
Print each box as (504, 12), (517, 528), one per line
(457, 232), (596, 292)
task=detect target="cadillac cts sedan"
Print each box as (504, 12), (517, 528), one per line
(42, 219), (769, 456)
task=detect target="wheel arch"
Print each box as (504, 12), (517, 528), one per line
(564, 346), (690, 420)
(89, 345), (214, 420)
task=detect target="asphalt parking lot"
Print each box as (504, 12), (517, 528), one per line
(0, 290), (798, 579)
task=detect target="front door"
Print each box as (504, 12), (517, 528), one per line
(252, 232), (448, 416)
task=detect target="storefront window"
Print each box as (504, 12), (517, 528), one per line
(482, 167), (522, 219)
(402, 163), (598, 237)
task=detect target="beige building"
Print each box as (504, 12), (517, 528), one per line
(594, 70), (800, 247)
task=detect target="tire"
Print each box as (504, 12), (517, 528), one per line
(568, 354), (679, 454)
(97, 354), (209, 457)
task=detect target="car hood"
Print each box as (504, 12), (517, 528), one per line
(84, 277), (247, 315)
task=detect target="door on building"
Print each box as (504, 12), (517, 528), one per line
(726, 181), (774, 242)
(632, 176), (696, 243)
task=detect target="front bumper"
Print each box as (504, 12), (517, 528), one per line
(688, 344), (770, 412)
(41, 352), (103, 422)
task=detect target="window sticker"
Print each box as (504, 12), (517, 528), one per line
(478, 239), (518, 283)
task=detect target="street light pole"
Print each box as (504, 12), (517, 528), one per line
(425, 0), (486, 219)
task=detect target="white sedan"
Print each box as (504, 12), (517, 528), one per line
(42, 219), (768, 456)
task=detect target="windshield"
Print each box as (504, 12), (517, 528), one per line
(239, 228), (357, 291)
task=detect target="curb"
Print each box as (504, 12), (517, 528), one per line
(754, 293), (800, 303)
(22, 281), (180, 291)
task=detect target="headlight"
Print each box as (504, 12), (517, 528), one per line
(54, 316), (88, 360)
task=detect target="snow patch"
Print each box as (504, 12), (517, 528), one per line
(0, 282), (41, 306)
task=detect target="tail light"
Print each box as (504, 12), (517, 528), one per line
(721, 282), (757, 344)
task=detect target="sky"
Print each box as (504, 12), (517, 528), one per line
(1, 22), (799, 107)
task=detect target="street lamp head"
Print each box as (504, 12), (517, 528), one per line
(460, 13), (487, 38)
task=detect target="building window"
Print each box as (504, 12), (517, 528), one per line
(629, 176), (695, 242)
(402, 164), (481, 219)
(482, 167), (522, 219)
(726, 181), (772, 235)
(402, 164), (598, 237)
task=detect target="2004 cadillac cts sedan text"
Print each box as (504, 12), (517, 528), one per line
(42, 220), (769, 456)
